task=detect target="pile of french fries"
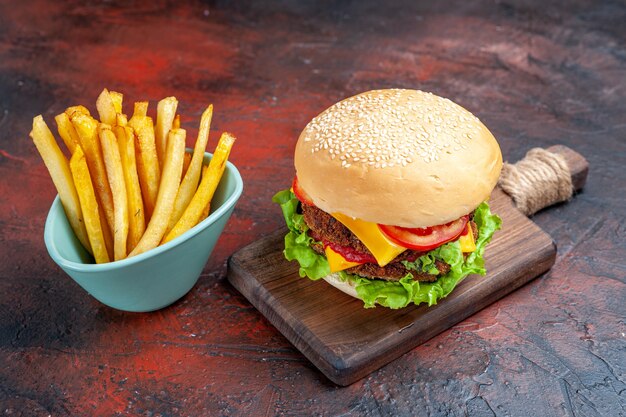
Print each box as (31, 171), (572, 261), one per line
(30, 88), (236, 264)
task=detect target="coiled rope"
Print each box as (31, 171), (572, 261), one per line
(498, 148), (573, 216)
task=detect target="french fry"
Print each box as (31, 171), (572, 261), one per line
(30, 116), (92, 254)
(96, 194), (114, 260)
(200, 202), (211, 221)
(70, 146), (110, 263)
(114, 124), (145, 253)
(116, 113), (128, 127)
(199, 165), (211, 220)
(163, 132), (235, 244)
(129, 128), (186, 257)
(96, 88), (117, 126)
(99, 124), (128, 261)
(181, 152), (192, 181)
(65, 105), (90, 119)
(166, 105), (212, 233)
(128, 116), (160, 220)
(70, 113), (116, 248)
(155, 96), (178, 169)
(173, 114), (181, 129)
(55, 112), (81, 154)
(132, 101), (148, 119)
(109, 91), (123, 114)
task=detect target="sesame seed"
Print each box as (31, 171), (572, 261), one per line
(301, 89), (484, 168)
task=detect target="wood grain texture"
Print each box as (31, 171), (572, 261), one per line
(228, 188), (557, 385)
(0, 0), (624, 416)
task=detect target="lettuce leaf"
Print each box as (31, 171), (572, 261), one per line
(272, 190), (329, 280)
(272, 189), (502, 309)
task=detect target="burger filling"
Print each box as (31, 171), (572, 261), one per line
(272, 187), (501, 309)
(303, 204), (466, 282)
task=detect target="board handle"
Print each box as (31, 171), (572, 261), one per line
(498, 145), (588, 216)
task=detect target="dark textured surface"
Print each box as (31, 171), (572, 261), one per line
(0, 0), (624, 415)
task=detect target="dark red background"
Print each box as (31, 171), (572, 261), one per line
(1, 1), (625, 416)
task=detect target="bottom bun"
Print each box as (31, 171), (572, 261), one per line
(322, 273), (360, 300)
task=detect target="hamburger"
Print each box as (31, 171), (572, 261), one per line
(273, 89), (502, 309)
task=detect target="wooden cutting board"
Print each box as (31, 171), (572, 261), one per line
(226, 146), (587, 386)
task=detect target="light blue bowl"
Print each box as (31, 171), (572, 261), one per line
(44, 152), (243, 312)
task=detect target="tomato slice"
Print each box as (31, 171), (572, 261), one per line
(378, 215), (469, 251)
(292, 176), (315, 206)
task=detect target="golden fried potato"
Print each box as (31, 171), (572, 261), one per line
(65, 105), (90, 119)
(199, 165), (211, 221)
(155, 96), (178, 169)
(109, 91), (123, 114)
(70, 145), (110, 263)
(128, 116), (160, 220)
(132, 101), (148, 119)
(116, 113), (128, 127)
(181, 152), (192, 181)
(114, 124), (145, 253)
(54, 112), (81, 155)
(70, 113), (116, 241)
(163, 132), (235, 243)
(30, 116), (91, 254)
(166, 105), (212, 233)
(99, 124), (128, 261)
(129, 128), (186, 257)
(32, 89), (237, 263)
(96, 88), (117, 126)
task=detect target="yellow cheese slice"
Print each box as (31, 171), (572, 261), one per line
(325, 246), (365, 273)
(331, 212), (406, 266)
(459, 224), (476, 253)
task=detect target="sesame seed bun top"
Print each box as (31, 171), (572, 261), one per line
(294, 89), (503, 227)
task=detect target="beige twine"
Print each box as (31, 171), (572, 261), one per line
(498, 148), (573, 216)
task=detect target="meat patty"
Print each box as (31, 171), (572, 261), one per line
(302, 203), (476, 282)
(302, 204), (371, 253)
(310, 240), (450, 282)
(347, 259), (451, 282)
